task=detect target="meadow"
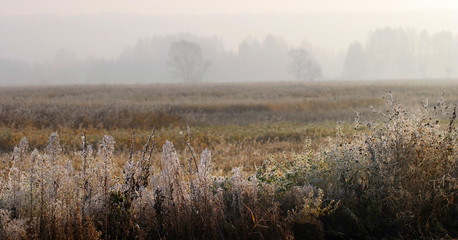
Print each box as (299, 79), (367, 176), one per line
(0, 80), (457, 239)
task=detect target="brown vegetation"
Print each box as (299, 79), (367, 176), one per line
(0, 81), (457, 239)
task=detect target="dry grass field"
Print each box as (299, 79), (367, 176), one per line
(0, 80), (457, 239)
(1, 81), (457, 170)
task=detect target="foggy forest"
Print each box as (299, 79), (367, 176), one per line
(1, 12), (457, 85)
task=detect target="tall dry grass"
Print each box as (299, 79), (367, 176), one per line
(0, 91), (456, 239)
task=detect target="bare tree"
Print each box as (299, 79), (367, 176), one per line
(287, 48), (322, 81)
(168, 40), (210, 83)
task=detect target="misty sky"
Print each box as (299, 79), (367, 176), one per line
(1, 0), (457, 85)
(0, 0), (457, 62)
(1, 0), (458, 15)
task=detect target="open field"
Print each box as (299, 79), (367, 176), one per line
(1, 81), (457, 170)
(0, 81), (457, 239)
(2, 80), (457, 127)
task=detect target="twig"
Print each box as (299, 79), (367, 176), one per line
(449, 104), (456, 133)
(180, 125), (199, 173)
(129, 130), (136, 163)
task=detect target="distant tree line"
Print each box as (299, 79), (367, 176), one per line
(0, 28), (457, 85)
(343, 28), (458, 79)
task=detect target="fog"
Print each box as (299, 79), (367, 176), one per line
(0, 1), (457, 85)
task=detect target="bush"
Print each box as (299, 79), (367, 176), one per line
(319, 93), (457, 238)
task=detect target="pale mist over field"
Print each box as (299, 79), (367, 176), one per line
(0, 0), (457, 85)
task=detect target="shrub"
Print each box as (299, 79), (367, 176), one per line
(319, 93), (457, 238)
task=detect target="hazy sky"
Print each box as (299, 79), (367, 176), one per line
(0, 0), (457, 63)
(0, 0), (457, 84)
(1, 0), (458, 15)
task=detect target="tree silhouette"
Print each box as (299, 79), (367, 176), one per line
(343, 42), (367, 79)
(287, 48), (322, 81)
(168, 40), (210, 83)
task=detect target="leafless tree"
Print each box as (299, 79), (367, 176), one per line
(168, 40), (210, 83)
(287, 48), (322, 81)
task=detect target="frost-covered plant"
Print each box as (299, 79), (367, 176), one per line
(7, 137), (28, 219)
(253, 144), (339, 238)
(95, 135), (116, 238)
(320, 93), (457, 238)
(255, 140), (316, 193)
(0, 209), (27, 240)
(0, 131), (353, 239)
(0, 92), (454, 240)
